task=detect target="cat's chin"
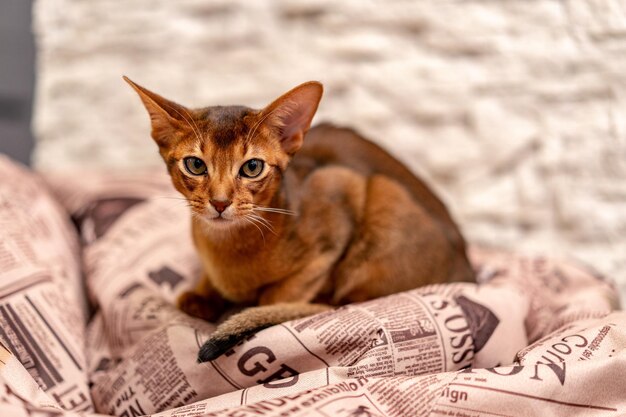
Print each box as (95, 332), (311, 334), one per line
(193, 214), (238, 231)
(205, 217), (235, 229)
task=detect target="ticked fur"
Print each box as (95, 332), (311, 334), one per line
(125, 77), (474, 362)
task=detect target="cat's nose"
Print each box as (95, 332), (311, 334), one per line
(209, 199), (232, 214)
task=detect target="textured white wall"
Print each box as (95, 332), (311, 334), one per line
(33, 0), (626, 298)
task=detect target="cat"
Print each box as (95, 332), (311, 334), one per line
(124, 77), (474, 362)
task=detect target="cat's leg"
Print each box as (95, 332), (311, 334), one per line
(177, 275), (230, 322)
(258, 255), (337, 305)
(197, 255), (338, 362)
(332, 175), (452, 303)
(198, 167), (363, 362)
(197, 303), (331, 362)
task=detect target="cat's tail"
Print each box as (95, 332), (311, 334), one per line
(197, 303), (332, 362)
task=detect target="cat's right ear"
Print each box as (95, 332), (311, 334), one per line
(123, 76), (185, 147)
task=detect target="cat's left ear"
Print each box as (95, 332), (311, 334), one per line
(261, 81), (323, 155)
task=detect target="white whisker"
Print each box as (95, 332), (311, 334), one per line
(243, 215), (266, 245)
(247, 213), (273, 233)
(150, 196), (194, 210)
(152, 195), (186, 200)
(248, 213), (277, 235)
(252, 204), (296, 216)
(254, 208), (296, 216)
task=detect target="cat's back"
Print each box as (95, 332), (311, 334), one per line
(291, 123), (469, 262)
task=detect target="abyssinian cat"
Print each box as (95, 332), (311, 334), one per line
(124, 77), (474, 362)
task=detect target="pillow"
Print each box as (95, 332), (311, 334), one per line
(47, 165), (620, 416)
(0, 155), (90, 412)
(0, 157), (621, 416)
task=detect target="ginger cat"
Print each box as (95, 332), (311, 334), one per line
(124, 77), (474, 362)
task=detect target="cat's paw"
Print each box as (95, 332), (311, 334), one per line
(197, 333), (241, 363)
(177, 290), (221, 322)
(197, 309), (274, 362)
(197, 325), (271, 363)
(196, 303), (329, 362)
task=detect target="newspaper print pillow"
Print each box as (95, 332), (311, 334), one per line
(50, 166), (620, 416)
(0, 156), (91, 413)
(0, 155), (623, 417)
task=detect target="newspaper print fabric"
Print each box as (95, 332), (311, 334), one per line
(0, 156), (93, 414)
(0, 155), (623, 417)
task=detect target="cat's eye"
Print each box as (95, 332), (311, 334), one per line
(240, 159), (264, 178)
(183, 157), (207, 176)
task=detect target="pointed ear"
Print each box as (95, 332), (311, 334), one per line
(261, 81), (323, 155)
(123, 76), (186, 147)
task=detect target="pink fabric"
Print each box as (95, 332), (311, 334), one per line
(0, 156), (622, 417)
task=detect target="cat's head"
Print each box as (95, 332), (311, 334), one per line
(125, 77), (323, 230)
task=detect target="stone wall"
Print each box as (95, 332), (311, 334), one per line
(33, 0), (626, 298)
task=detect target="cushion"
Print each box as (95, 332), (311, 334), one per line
(1, 155), (622, 416)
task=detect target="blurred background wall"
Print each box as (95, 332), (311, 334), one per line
(29, 0), (626, 296)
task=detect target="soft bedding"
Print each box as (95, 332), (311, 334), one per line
(0, 155), (623, 417)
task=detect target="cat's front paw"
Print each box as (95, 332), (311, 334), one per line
(198, 326), (272, 362)
(197, 333), (243, 363)
(177, 290), (221, 322)
(197, 323), (274, 362)
(197, 311), (273, 362)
